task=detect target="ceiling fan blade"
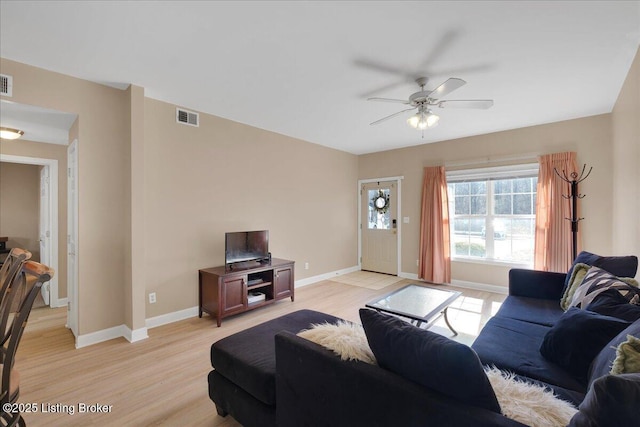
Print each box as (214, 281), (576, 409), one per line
(437, 100), (494, 109)
(429, 78), (466, 99)
(418, 29), (458, 70)
(370, 108), (416, 126)
(367, 97), (410, 104)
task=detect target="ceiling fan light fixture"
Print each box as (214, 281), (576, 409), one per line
(0, 127), (25, 140)
(407, 109), (439, 130)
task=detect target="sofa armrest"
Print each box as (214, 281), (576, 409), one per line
(275, 331), (525, 427)
(509, 269), (567, 300)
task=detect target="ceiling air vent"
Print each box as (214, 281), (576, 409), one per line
(0, 74), (13, 97)
(176, 108), (199, 127)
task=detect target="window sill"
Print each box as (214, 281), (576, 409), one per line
(451, 256), (533, 269)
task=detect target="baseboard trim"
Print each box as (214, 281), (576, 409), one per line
(399, 272), (419, 280)
(295, 265), (360, 288)
(51, 297), (68, 309)
(146, 306), (199, 329)
(76, 324), (149, 348)
(76, 325), (127, 349)
(401, 273), (509, 295)
(126, 326), (149, 343)
(75, 270), (507, 348)
(450, 279), (509, 295)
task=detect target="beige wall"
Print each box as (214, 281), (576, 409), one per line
(1, 58), (129, 334)
(0, 139), (68, 297)
(143, 98), (358, 317)
(2, 49), (636, 337)
(0, 162), (40, 260)
(358, 114), (614, 288)
(612, 46), (640, 278)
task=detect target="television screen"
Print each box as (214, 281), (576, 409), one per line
(225, 230), (269, 266)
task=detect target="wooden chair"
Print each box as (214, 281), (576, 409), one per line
(0, 250), (32, 363)
(0, 261), (54, 427)
(0, 249), (31, 309)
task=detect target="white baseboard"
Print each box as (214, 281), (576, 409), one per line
(400, 272), (508, 295)
(76, 325), (128, 349)
(76, 324), (148, 348)
(450, 279), (509, 295)
(146, 306), (199, 329)
(295, 265), (360, 287)
(125, 326), (149, 343)
(74, 269), (507, 349)
(399, 272), (419, 280)
(51, 297), (68, 309)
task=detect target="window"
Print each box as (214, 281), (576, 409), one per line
(446, 164), (539, 264)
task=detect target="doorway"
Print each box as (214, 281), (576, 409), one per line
(0, 154), (60, 306)
(359, 177), (403, 275)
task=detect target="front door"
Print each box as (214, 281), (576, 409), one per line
(361, 181), (398, 275)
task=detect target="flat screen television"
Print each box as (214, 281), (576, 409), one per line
(225, 230), (270, 269)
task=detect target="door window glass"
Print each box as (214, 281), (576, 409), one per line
(368, 189), (391, 229)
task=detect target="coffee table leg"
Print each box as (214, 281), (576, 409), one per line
(442, 307), (458, 336)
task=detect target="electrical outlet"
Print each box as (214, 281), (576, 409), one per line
(416, 259), (419, 266)
(304, 262), (309, 270)
(149, 292), (156, 304)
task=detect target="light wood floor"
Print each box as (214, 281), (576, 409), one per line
(17, 276), (505, 426)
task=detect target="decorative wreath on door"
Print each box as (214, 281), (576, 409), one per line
(372, 190), (390, 214)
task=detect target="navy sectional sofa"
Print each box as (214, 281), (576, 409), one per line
(209, 252), (640, 426)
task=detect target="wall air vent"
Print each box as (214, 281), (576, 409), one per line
(0, 74), (13, 97)
(176, 108), (199, 127)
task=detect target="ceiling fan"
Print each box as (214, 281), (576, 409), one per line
(368, 77), (493, 130)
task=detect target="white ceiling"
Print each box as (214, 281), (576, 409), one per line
(1, 1), (639, 154)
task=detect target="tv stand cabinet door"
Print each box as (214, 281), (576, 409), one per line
(274, 265), (294, 301)
(222, 275), (246, 315)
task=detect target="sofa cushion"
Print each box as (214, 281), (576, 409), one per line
(359, 308), (501, 414)
(563, 251), (638, 297)
(540, 308), (630, 381)
(472, 315), (587, 392)
(589, 319), (640, 383)
(494, 296), (564, 326)
(586, 289), (640, 322)
(568, 373), (640, 427)
(210, 309), (341, 405)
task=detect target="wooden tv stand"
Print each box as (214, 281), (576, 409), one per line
(198, 258), (295, 326)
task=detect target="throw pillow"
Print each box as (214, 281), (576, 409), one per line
(610, 334), (640, 375)
(589, 319), (640, 384)
(568, 266), (639, 310)
(484, 367), (577, 427)
(540, 308), (630, 380)
(586, 289), (640, 322)
(359, 308), (501, 413)
(560, 262), (591, 310)
(563, 251), (638, 297)
(297, 320), (376, 365)
(568, 373), (640, 427)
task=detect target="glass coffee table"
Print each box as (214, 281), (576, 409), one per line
(366, 284), (462, 336)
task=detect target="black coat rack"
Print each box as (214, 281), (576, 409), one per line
(554, 164), (592, 261)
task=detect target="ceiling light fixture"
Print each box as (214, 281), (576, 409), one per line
(407, 108), (439, 130)
(0, 127), (25, 140)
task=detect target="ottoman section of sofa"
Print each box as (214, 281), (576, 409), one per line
(210, 309), (342, 406)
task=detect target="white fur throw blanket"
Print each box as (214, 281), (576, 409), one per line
(485, 367), (578, 427)
(297, 320), (377, 365)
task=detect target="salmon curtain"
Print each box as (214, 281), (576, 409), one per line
(418, 166), (451, 283)
(534, 152), (578, 272)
